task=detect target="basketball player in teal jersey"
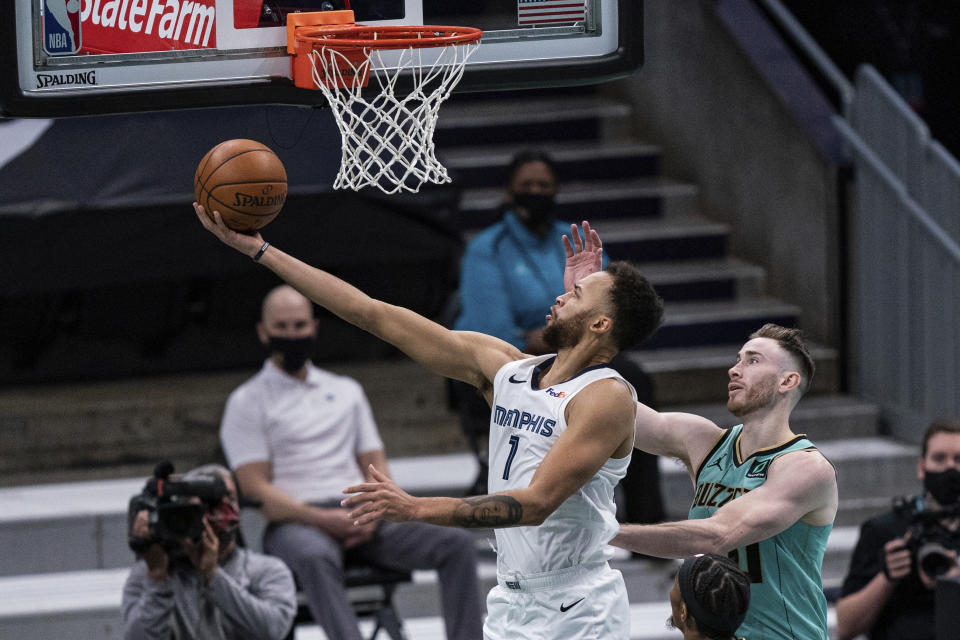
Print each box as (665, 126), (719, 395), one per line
(563, 226), (838, 639)
(194, 206), (665, 639)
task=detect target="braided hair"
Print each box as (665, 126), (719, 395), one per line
(678, 553), (751, 639)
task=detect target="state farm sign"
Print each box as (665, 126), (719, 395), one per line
(77, 0), (217, 54)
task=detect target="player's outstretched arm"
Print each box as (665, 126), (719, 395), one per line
(194, 204), (520, 387)
(633, 404), (724, 473)
(611, 449), (837, 557)
(342, 378), (635, 528)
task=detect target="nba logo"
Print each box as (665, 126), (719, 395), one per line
(43, 0), (82, 55)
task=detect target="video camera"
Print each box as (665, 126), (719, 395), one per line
(894, 496), (960, 579)
(128, 461), (228, 553)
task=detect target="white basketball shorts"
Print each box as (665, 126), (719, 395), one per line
(483, 562), (630, 640)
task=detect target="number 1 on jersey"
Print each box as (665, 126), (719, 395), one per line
(502, 435), (521, 480)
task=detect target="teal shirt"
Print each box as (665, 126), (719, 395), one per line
(689, 425), (832, 640)
(454, 212), (606, 348)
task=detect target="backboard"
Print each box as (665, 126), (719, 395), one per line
(0, 0), (642, 117)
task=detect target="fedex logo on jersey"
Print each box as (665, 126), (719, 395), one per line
(44, 0), (83, 55)
(544, 387), (566, 398)
(493, 405), (555, 438)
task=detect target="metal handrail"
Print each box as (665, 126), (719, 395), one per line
(833, 116), (960, 264)
(854, 65), (930, 141)
(756, 0), (854, 113)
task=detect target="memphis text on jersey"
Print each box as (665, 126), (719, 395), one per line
(493, 405), (555, 438)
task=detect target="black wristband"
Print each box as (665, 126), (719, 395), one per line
(252, 241), (270, 262)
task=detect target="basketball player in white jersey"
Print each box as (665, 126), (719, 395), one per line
(194, 204), (664, 639)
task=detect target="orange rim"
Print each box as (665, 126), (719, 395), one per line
(295, 25), (482, 51)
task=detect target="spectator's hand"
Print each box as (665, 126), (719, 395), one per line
(183, 518), (219, 585)
(312, 507), (376, 548)
(882, 536), (912, 582)
(193, 202), (264, 259)
(342, 520), (378, 549)
(342, 465), (419, 525)
(563, 221), (602, 292)
(132, 510), (169, 582)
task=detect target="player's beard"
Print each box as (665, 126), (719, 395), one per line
(727, 375), (778, 417)
(542, 311), (589, 351)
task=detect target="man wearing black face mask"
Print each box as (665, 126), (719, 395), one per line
(837, 418), (960, 640)
(122, 464), (297, 639)
(219, 285), (483, 640)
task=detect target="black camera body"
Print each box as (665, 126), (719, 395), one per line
(128, 462), (228, 553)
(894, 496), (960, 579)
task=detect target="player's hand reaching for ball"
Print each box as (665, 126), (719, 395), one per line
(194, 202), (266, 259)
(342, 465), (420, 526)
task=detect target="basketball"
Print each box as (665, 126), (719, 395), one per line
(194, 139), (287, 232)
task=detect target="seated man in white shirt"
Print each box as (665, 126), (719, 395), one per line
(220, 285), (483, 640)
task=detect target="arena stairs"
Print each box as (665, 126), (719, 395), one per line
(0, 89), (914, 638)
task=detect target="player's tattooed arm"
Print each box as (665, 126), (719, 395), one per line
(452, 495), (523, 527)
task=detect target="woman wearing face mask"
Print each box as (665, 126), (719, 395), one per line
(449, 151), (579, 494)
(454, 150), (570, 355)
(449, 152), (666, 525)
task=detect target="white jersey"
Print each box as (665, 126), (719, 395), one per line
(487, 354), (636, 579)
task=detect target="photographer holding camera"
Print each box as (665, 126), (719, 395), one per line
(837, 419), (960, 640)
(122, 463), (297, 639)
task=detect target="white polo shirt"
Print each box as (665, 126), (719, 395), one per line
(220, 360), (384, 504)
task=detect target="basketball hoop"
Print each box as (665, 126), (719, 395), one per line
(288, 11), (482, 194)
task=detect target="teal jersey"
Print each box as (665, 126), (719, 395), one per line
(689, 425), (832, 640)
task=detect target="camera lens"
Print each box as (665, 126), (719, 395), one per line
(918, 542), (956, 577)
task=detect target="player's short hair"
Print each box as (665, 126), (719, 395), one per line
(679, 553), (751, 639)
(504, 149), (559, 187)
(922, 418), (960, 457)
(749, 323), (815, 395)
(603, 261), (663, 351)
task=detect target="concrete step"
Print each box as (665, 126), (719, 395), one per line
(0, 438), (898, 578)
(0, 453), (483, 578)
(659, 437), (919, 526)
(640, 297), (801, 351)
(635, 256), (766, 302)
(0, 540), (849, 639)
(437, 94), (634, 147)
(456, 177), (700, 230)
(591, 215), (731, 263)
(663, 395), (880, 441)
(630, 342), (840, 405)
(440, 141), (663, 188)
(0, 360), (468, 481)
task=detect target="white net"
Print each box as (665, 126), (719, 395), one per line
(308, 39), (480, 194)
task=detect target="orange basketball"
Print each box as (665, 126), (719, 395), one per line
(194, 139), (287, 232)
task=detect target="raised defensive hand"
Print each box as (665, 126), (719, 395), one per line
(194, 202), (265, 259)
(562, 220), (602, 292)
(342, 465), (419, 526)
